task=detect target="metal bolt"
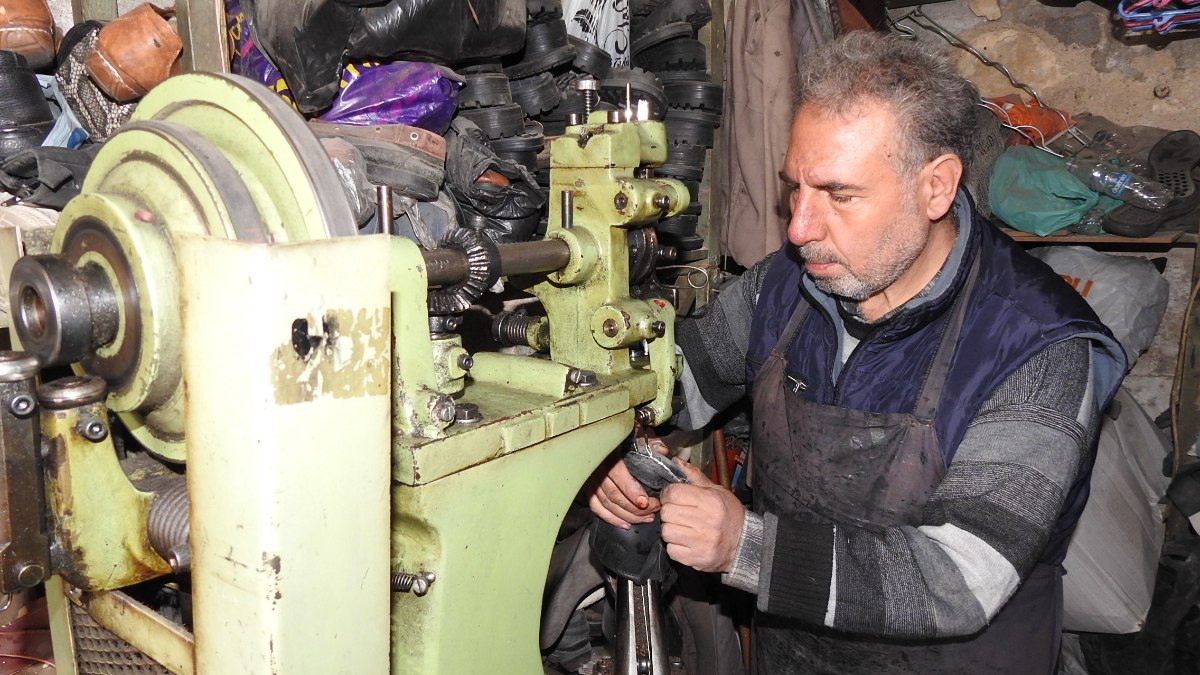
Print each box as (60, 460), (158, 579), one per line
(454, 403), (483, 424)
(653, 194), (671, 211)
(576, 77), (600, 117)
(657, 245), (677, 262)
(433, 396), (457, 423)
(78, 416), (108, 442)
(567, 368), (598, 387)
(650, 320), (666, 338)
(566, 112), (583, 127)
(457, 353), (474, 370)
(608, 110), (622, 124)
(8, 394), (34, 417)
(635, 407), (655, 426)
(15, 563), (43, 587)
(602, 318), (619, 338)
(613, 193), (629, 210)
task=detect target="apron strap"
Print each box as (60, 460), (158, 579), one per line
(771, 299), (812, 355)
(913, 253), (982, 420)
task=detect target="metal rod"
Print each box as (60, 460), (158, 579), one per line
(376, 186), (394, 235)
(615, 578), (639, 675)
(561, 190), (574, 229)
(421, 239), (572, 287)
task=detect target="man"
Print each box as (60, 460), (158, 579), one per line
(589, 32), (1127, 673)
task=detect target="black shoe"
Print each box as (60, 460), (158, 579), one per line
(0, 50), (53, 162)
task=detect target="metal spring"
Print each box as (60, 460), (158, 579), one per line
(391, 571), (436, 596)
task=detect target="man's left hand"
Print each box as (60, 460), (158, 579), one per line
(660, 459), (745, 573)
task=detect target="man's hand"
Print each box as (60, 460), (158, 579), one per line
(660, 459), (745, 573)
(586, 439), (669, 529)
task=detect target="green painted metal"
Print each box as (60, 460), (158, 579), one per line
(527, 115), (688, 422)
(392, 413), (630, 673)
(51, 73), (354, 462)
(41, 402), (172, 590)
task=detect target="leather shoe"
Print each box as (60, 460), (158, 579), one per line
(0, 0), (54, 70)
(84, 3), (181, 102)
(0, 50), (53, 162)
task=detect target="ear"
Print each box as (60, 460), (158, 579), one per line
(918, 153), (963, 222)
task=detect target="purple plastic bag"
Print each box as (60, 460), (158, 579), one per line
(226, 0), (297, 107)
(318, 61), (462, 135)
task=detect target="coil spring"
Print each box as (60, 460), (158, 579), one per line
(391, 571), (436, 596)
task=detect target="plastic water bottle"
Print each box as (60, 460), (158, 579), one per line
(1089, 130), (1150, 176)
(1064, 157), (1171, 211)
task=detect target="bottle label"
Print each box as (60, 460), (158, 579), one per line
(1111, 171), (1131, 197)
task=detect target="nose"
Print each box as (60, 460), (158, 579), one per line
(786, 188), (825, 247)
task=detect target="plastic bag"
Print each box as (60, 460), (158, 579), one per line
(347, 0), (525, 64)
(1062, 388), (1170, 633)
(444, 117), (546, 244)
(564, 0), (630, 67)
(318, 62), (461, 134)
(226, 0), (297, 106)
(1029, 245), (1168, 367)
(242, 0), (359, 113)
(988, 146), (1113, 236)
(318, 137), (374, 226)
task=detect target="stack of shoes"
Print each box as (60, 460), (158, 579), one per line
(0, 50), (54, 162)
(0, 0), (55, 70)
(1103, 130), (1200, 238)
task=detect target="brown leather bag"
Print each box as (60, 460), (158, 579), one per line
(0, 0), (55, 70)
(84, 3), (181, 103)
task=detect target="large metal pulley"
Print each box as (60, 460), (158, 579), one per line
(9, 73), (357, 462)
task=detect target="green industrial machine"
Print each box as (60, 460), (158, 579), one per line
(0, 73), (690, 673)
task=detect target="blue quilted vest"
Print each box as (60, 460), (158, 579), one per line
(745, 196), (1126, 564)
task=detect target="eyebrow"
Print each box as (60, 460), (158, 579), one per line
(778, 171), (865, 193)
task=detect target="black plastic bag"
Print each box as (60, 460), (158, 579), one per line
(0, 144), (101, 209)
(243, 0), (360, 113)
(444, 117), (545, 244)
(347, 0), (525, 64)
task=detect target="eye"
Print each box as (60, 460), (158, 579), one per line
(828, 193), (854, 204)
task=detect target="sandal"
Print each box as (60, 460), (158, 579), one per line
(1103, 129), (1200, 237)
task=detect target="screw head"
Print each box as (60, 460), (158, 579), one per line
(15, 563), (43, 587)
(602, 318), (619, 338)
(457, 353), (474, 370)
(8, 394), (35, 417)
(567, 368), (598, 387)
(79, 417), (108, 442)
(1154, 84), (1171, 99)
(651, 320), (666, 337)
(433, 396), (457, 423)
(653, 194), (671, 211)
(613, 193), (629, 210)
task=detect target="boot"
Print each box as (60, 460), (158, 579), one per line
(0, 50), (53, 162)
(0, 0), (55, 70)
(84, 3), (181, 102)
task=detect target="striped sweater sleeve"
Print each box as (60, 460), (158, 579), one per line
(725, 337), (1100, 638)
(674, 251), (775, 430)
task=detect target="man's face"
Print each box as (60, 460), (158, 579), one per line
(782, 102), (930, 302)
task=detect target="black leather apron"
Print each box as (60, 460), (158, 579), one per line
(749, 266), (1062, 674)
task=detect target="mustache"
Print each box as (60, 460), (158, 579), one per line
(798, 243), (846, 267)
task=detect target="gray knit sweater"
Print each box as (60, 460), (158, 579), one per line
(676, 242), (1100, 639)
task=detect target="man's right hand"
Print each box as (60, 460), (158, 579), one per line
(586, 441), (667, 529)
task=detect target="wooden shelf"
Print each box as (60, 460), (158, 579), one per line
(1002, 228), (1194, 245)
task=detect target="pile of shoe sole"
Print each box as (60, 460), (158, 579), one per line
(630, 0), (720, 252)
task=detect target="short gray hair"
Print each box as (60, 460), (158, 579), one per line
(795, 32), (979, 178)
